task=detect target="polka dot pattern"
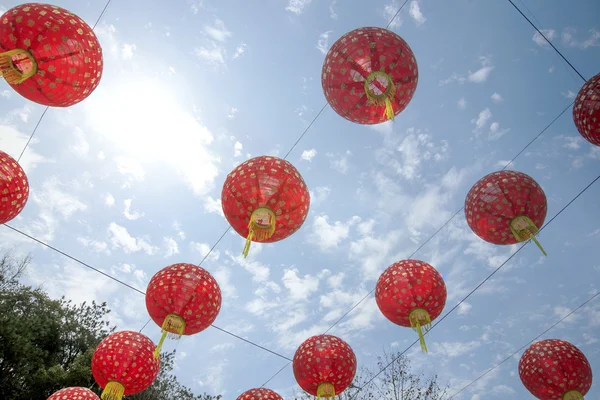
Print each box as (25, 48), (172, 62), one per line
(145, 263), (222, 335)
(91, 331), (160, 396)
(293, 334), (356, 397)
(0, 3), (103, 107)
(519, 339), (593, 399)
(0, 150), (29, 225)
(465, 170), (547, 245)
(375, 259), (447, 327)
(236, 388), (284, 400)
(322, 27), (418, 124)
(47, 387), (100, 400)
(573, 72), (600, 146)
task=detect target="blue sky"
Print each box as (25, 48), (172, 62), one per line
(1, 0), (599, 399)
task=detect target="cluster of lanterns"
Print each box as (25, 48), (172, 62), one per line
(0, 3), (596, 400)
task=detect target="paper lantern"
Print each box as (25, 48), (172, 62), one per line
(0, 3), (103, 106)
(47, 387), (100, 400)
(221, 156), (310, 257)
(375, 259), (446, 353)
(519, 339), (593, 400)
(91, 331), (160, 400)
(465, 170), (548, 255)
(322, 27), (418, 124)
(0, 150), (29, 224)
(573, 72), (600, 146)
(237, 388), (284, 400)
(145, 263), (222, 357)
(293, 334), (356, 399)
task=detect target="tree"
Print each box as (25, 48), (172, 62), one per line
(293, 349), (448, 400)
(0, 253), (221, 400)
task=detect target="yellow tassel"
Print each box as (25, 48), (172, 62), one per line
(0, 49), (37, 84)
(317, 382), (335, 399)
(242, 207), (276, 258)
(509, 215), (547, 256)
(101, 381), (125, 400)
(562, 390), (584, 400)
(153, 313), (186, 358)
(364, 70), (396, 121)
(409, 308), (431, 353)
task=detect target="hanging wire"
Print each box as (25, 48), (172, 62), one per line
(15, 0), (114, 163)
(507, 0), (587, 82)
(448, 290), (600, 399)
(348, 172), (600, 398)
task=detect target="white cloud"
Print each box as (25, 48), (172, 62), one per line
(458, 97), (467, 110)
(491, 92), (504, 103)
(409, 1), (426, 26)
(309, 186), (331, 206)
(286, 0), (312, 14)
(472, 108), (492, 131)
(190, 0), (203, 14)
(301, 148), (317, 162)
(383, 1), (403, 29)
(329, 0), (338, 19)
(104, 193), (116, 207)
(282, 268), (320, 301)
(195, 44), (226, 64)
(121, 43), (136, 59)
(489, 121), (510, 140)
(203, 196), (224, 216)
(562, 90), (576, 99)
(433, 340), (481, 358)
(349, 229), (404, 281)
(562, 28), (600, 49)
(316, 30), (332, 54)
(326, 150), (351, 174)
(114, 156), (145, 182)
(468, 57), (494, 83)
(77, 237), (109, 253)
(108, 222), (156, 255)
(532, 29), (556, 46)
(123, 199), (144, 220)
(227, 107), (238, 119)
(457, 302), (473, 316)
(204, 19), (232, 42)
(307, 214), (360, 251)
(70, 128), (90, 158)
(0, 124), (49, 172)
(191, 242), (220, 262)
(233, 141), (243, 157)
(232, 42), (247, 59)
(213, 265), (237, 299)
(164, 237), (179, 258)
(229, 250), (270, 282)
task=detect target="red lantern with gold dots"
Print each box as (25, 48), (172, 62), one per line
(293, 334), (357, 399)
(322, 27), (418, 124)
(91, 331), (160, 400)
(519, 339), (593, 400)
(465, 170), (548, 255)
(375, 259), (447, 353)
(0, 150), (29, 224)
(145, 263), (222, 357)
(237, 388), (283, 400)
(573, 72), (600, 146)
(221, 156), (310, 258)
(0, 3), (103, 107)
(47, 387), (100, 400)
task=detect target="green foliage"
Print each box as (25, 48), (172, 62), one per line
(0, 253), (220, 400)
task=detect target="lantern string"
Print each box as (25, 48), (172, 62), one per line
(1, 223), (294, 363)
(447, 290), (600, 399)
(15, 0), (114, 164)
(506, 0), (587, 82)
(347, 173), (600, 399)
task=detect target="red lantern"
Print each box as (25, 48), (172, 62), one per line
(145, 263), (222, 357)
(221, 156), (310, 257)
(91, 331), (160, 400)
(465, 170), (548, 255)
(322, 27), (418, 124)
(519, 339), (593, 400)
(0, 3), (103, 107)
(573, 72), (600, 146)
(293, 334), (357, 399)
(47, 387), (100, 400)
(237, 388), (284, 400)
(0, 150), (29, 224)
(375, 259), (446, 353)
